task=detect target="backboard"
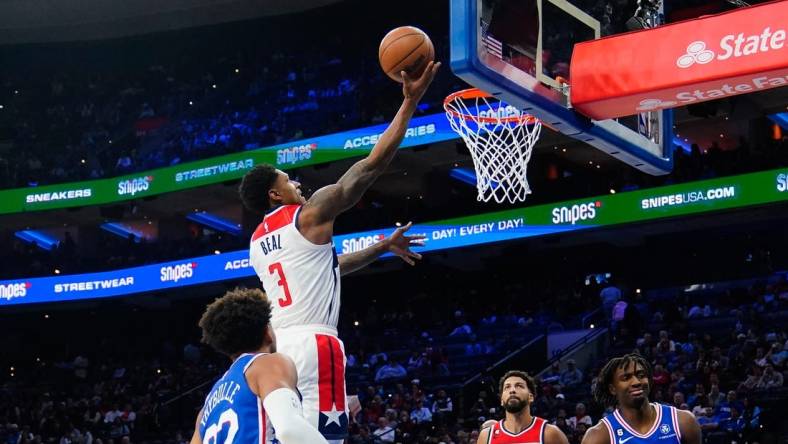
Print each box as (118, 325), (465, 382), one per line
(450, 0), (674, 175)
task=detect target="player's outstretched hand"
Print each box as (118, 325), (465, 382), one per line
(385, 221), (426, 266)
(402, 61), (441, 102)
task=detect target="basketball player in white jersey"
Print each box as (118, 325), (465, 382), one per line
(239, 61), (440, 443)
(191, 288), (329, 444)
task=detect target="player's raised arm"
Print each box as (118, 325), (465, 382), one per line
(245, 353), (330, 444)
(298, 62), (440, 241)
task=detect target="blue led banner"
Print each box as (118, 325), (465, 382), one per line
(1, 167), (787, 306)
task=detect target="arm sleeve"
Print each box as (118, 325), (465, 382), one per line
(262, 388), (329, 444)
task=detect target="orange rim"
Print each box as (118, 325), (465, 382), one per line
(444, 88), (539, 124)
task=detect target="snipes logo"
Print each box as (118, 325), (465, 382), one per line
(0, 282), (30, 301)
(118, 176), (154, 196)
(551, 201), (601, 225)
(676, 41), (715, 68)
(341, 234), (385, 254)
(160, 262), (197, 283)
(677, 27), (786, 69)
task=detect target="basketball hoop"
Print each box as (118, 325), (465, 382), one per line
(444, 88), (542, 204)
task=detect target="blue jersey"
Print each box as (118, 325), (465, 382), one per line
(199, 353), (277, 444)
(600, 403), (682, 444)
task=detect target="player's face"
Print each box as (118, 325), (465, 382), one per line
(610, 361), (650, 408)
(270, 170), (306, 205)
(500, 376), (533, 413)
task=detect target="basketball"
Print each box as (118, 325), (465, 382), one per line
(379, 26), (434, 83)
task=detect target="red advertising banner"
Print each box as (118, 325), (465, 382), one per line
(570, 0), (788, 120)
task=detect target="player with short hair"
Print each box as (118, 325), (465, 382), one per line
(191, 287), (328, 444)
(477, 370), (569, 444)
(582, 354), (701, 444)
(239, 61), (440, 443)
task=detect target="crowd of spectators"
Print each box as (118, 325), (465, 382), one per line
(1, 254), (786, 444)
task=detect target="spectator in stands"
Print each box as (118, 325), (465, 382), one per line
(672, 392), (685, 409)
(719, 406), (746, 441)
(542, 361), (562, 385)
(560, 359), (583, 388)
(431, 389), (453, 422)
(696, 407), (719, 432)
(652, 363), (670, 393)
(599, 279), (622, 321)
(658, 330), (676, 352)
(566, 402), (592, 431)
(375, 359), (407, 382)
(716, 390), (744, 420)
(686, 383), (705, 407)
(372, 417), (395, 443)
(707, 383), (725, 410)
(410, 400), (432, 424)
(552, 409), (572, 437)
(756, 363), (783, 388)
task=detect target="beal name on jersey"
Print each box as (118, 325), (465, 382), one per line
(258, 233), (282, 255)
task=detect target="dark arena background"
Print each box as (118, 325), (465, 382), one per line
(1, 0), (788, 443)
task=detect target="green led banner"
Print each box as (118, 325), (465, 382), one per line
(0, 112), (456, 214)
(417, 168), (788, 236)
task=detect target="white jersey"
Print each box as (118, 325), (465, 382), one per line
(249, 204), (341, 330)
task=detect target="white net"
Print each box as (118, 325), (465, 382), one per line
(444, 90), (542, 204)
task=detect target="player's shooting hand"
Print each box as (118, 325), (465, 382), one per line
(402, 61), (441, 101)
(385, 221), (426, 266)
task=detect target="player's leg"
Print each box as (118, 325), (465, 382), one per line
(275, 330), (348, 444)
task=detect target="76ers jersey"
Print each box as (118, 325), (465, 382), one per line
(199, 353), (277, 444)
(486, 417), (547, 444)
(250, 205), (341, 330)
(600, 403), (682, 444)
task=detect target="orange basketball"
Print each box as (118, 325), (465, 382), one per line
(378, 26), (434, 83)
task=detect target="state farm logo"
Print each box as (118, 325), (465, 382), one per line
(551, 201), (601, 225)
(341, 233), (385, 254)
(676, 41), (715, 68)
(0, 282), (30, 301)
(636, 98), (677, 112)
(160, 262), (197, 283)
(676, 27), (786, 69)
(117, 176), (154, 196)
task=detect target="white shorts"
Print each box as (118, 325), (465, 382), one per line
(275, 324), (348, 443)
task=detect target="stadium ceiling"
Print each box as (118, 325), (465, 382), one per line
(0, 0), (344, 44)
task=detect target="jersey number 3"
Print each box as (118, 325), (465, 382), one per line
(203, 409), (238, 444)
(268, 262), (293, 307)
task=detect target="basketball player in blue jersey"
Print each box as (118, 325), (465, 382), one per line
(190, 288), (329, 444)
(582, 354), (701, 444)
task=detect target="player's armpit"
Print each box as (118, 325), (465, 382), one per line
(676, 409), (702, 444)
(544, 424), (570, 444)
(580, 422), (611, 444)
